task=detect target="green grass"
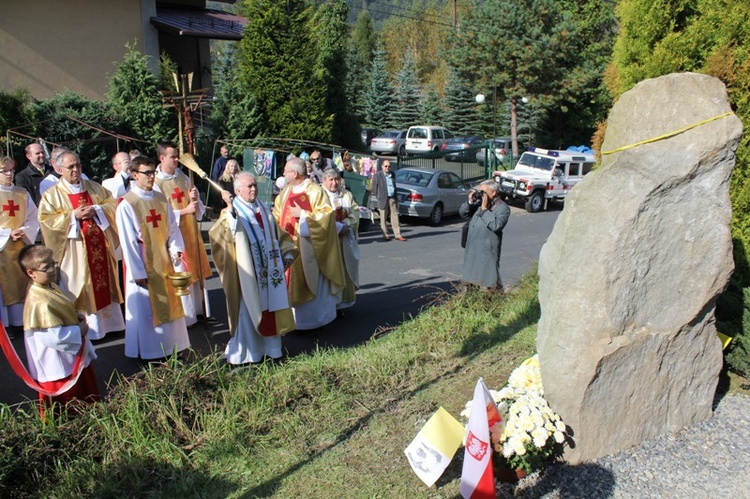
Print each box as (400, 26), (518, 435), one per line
(1, 272), (741, 498)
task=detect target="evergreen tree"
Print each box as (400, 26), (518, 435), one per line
(346, 43), (369, 124)
(107, 45), (174, 147)
(239, 0), (332, 141)
(351, 10), (378, 68)
(443, 67), (480, 135)
(363, 46), (394, 130)
(450, 0), (577, 144)
(391, 48), (422, 129)
(210, 43), (262, 140)
(312, 0), (358, 147)
(419, 84), (443, 125)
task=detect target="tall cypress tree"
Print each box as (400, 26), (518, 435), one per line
(239, 0), (332, 141)
(363, 46), (394, 130)
(312, 0), (357, 147)
(391, 48), (422, 129)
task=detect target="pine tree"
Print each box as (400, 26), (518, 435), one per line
(419, 84), (443, 125)
(210, 43), (262, 140)
(363, 46), (394, 130)
(239, 0), (332, 141)
(443, 67), (480, 135)
(391, 48), (422, 129)
(107, 44), (173, 147)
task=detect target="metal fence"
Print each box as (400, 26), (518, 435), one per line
(395, 145), (491, 183)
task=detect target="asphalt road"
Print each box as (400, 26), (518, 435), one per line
(0, 204), (561, 407)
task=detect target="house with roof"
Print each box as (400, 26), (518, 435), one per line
(0, 0), (246, 100)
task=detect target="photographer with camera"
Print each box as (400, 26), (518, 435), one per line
(459, 180), (510, 290)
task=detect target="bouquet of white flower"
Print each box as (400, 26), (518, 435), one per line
(461, 355), (568, 474)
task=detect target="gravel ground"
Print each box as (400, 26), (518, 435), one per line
(500, 393), (750, 498)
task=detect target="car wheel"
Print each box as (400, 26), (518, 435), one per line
(398, 145), (405, 157)
(429, 203), (443, 226)
(525, 191), (544, 213)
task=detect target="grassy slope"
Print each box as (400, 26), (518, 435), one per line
(1, 273), (744, 498)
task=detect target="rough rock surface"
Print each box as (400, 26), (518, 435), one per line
(536, 72), (743, 464)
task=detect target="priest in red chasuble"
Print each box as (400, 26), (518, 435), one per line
(154, 141), (212, 327)
(209, 172), (298, 364)
(38, 152), (124, 340)
(272, 157), (346, 330)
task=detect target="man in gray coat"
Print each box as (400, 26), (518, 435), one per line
(459, 180), (510, 289)
(370, 160), (406, 241)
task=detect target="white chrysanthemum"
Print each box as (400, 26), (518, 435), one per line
(532, 427), (548, 449)
(513, 439), (527, 456)
(555, 421), (566, 433)
(502, 441), (515, 458)
(553, 431), (564, 443)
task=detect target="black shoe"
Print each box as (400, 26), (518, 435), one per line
(197, 315), (218, 324)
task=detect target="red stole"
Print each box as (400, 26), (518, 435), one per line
(67, 191), (111, 311)
(280, 191), (312, 237)
(334, 207), (348, 223)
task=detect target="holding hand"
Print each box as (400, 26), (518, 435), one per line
(221, 190), (233, 206)
(10, 228), (25, 241)
(77, 312), (89, 337)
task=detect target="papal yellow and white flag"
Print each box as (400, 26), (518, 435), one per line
(404, 407), (466, 487)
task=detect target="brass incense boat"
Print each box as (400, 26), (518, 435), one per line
(167, 271), (192, 296)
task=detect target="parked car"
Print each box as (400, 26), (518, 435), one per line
(361, 127), (380, 147)
(395, 167), (470, 225)
(476, 137), (526, 166)
(405, 125), (453, 155)
(442, 135), (485, 162)
(370, 130), (407, 156)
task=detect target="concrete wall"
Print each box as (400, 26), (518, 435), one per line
(0, 0), (160, 100)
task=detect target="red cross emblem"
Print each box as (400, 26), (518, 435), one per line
(146, 209), (162, 228)
(2, 200), (20, 217)
(171, 187), (186, 204)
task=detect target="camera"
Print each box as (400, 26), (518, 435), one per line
(470, 189), (484, 206)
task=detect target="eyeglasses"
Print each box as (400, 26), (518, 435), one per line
(382, 164), (391, 168)
(35, 265), (58, 273)
(0, 169), (14, 175)
(62, 163), (82, 170)
(135, 170), (156, 176)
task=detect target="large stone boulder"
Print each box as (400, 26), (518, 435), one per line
(536, 72), (743, 464)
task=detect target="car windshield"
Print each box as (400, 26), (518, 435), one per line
(396, 170), (433, 187)
(408, 128), (428, 139)
(381, 131), (400, 139)
(517, 152), (555, 172)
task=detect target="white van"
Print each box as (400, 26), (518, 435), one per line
(494, 147), (596, 213)
(405, 126), (452, 154)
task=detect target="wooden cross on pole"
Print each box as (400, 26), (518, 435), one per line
(161, 72), (208, 156)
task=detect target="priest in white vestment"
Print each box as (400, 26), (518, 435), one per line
(209, 172), (298, 364)
(115, 156), (190, 360)
(321, 168), (360, 310)
(272, 158), (346, 330)
(0, 157), (39, 330)
(154, 141), (213, 327)
(38, 152), (125, 340)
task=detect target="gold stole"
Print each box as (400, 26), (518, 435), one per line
(24, 283), (79, 329)
(122, 191), (183, 326)
(0, 188), (30, 305)
(154, 172), (211, 285)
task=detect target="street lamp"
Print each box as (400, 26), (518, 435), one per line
(476, 92), (496, 176)
(510, 96), (528, 158)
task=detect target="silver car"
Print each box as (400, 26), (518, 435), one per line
(370, 130), (407, 156)
(395, 167), (470, 225)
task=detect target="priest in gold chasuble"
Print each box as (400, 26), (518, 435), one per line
(272, 157), (345, 330)
(38, 152), (124, 340)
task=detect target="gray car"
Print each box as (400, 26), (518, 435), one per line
(395, 167), (470, 225)
(370, 130), (407, 156)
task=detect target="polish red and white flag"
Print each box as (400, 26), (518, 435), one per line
(460, 378), (501, 499)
